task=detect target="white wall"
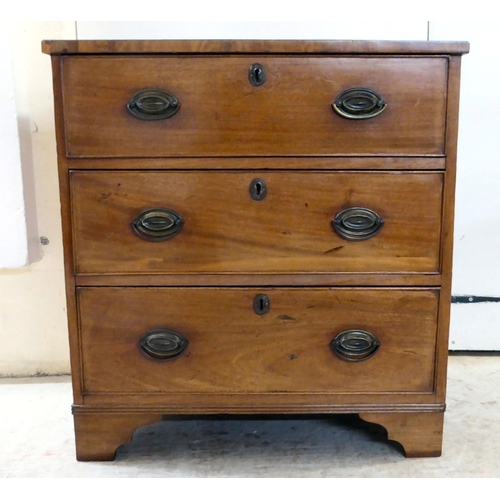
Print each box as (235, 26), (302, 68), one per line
(76, 21), (428, 40)
(0, 24), (35, 268)
(430, 22), (500, 349)
(0, 22), (76, 376)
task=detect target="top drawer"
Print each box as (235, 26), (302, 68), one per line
(61, 56), (448, 158)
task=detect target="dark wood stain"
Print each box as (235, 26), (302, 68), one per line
(276, 314), (297, 321)
(324, 246), (344, 254)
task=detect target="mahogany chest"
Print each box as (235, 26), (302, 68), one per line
(43, 39), (469, 460)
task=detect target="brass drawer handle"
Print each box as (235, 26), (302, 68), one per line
(332, 88), (387, 120)
(332, 207), (384, 241)
(127, 88), (180, 121)
(139, 329), (188, 362)
(331, 330), (380, 362)
(131, 208), (184, 242)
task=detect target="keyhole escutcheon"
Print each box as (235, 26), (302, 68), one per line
(249, 63), (266, 87)
(253, 294), (270, 315)
(250, 178), (267, 201)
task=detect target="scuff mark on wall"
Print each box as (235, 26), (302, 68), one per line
(452, 296), (500, 304)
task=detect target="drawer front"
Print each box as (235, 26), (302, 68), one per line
(79, 287), (438, 394)
(61, 56), (447, 157)
(71, 171), (443, 275)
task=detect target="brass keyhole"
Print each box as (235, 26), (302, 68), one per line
(253, 294), (270, 315)
(249, 63), (266, 87)
(250, 178), (267, 201)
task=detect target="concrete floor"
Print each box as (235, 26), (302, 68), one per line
(0, 355), (498, 477)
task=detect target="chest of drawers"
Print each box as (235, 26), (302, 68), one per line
(43, 39), (469, 461)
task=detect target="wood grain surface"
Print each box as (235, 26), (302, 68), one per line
(61, 56), (447, 157)
(359, 412), (444, 457)
(62, 157), (447, 171)
(78, 287), (439, 395)
(70, 170), (443, 275)
(434, 56), (463, 404)
(42, 39), (470, 55)
(73, 273), (442, 287)
(73, 413), (162, 461)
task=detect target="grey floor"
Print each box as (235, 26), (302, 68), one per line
(1, 355), (498, 477)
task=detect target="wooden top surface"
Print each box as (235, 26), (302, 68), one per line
(42, 39), (470, 55)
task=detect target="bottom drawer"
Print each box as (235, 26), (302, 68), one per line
(78, 287), (439, 395)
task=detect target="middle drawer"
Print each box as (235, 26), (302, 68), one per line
(70, 170), (443, 275)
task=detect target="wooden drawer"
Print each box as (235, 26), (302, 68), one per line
(79, 287), (439, 395)
(70, 170), (443, 275)
(61, 56), (447, 157)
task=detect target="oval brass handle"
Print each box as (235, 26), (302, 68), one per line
(332, 207), (384, 241)
(127, 88), (181, 121)
(131, 208), (184, 242)
(332, 88), (387, 120)
(139, 329), (188, 362)
(331, 330), (380, 362)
